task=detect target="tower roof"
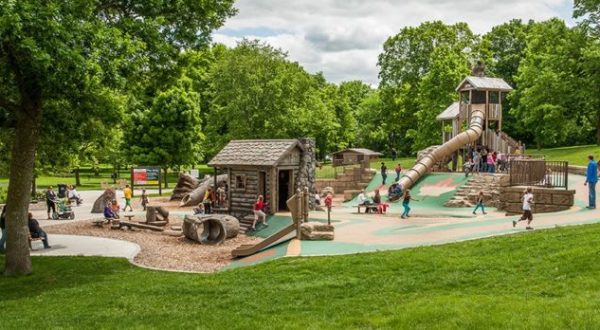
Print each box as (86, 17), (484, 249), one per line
(456, 76), (513, 92)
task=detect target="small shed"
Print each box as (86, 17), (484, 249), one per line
(332, 148), (382, 167)
(208, 139), (316, 216)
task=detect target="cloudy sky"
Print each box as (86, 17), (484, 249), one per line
(213, 0), (575, 85)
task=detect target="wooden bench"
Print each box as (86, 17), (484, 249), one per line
(354, 204), (378, 214)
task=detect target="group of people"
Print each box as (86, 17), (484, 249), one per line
(380, 162), (402, 185)
(464, 147), (509, 177)
(193, 183), (228, 216)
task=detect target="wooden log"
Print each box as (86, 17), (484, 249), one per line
(91, 189), (116, 213)
(183, 214), (240, 244)
(147, 221), (168, 226)
(119, 221), (164, 232)
(180, 174), (228, 207)
(155, 206), (169, 221)
(170, 173), (201, 201)
(146, 206), (157, 223)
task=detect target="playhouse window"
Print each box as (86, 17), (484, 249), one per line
(235, 175), (246, 189)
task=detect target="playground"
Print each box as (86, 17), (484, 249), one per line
(19, 72), (598, 273)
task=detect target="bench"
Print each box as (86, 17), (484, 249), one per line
(28, 236), (46, 249)
(354, 204), (378, 214)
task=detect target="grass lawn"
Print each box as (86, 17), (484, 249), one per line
(0, 164), (214, 191)
(317, 157), (416, 178)
(2, 224), (600, 328)
(528, 145), (600, 166)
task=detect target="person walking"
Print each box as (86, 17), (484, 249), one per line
(400, 189), (419, 219)
(472, 191), (487, 215)
(381, 162), (388, 185)
(0, 205), (7, 253)
(123, 184), (133, 212)
(394, 163), (402, 182)
(513, 187), (534, 230)
(140, 189), (149, 211)
(45, 186), (57, 219)
(584, 155), (598, 209)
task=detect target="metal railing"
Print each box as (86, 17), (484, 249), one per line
(509, 160), (568, 190)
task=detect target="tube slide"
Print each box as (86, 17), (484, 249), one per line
(398, 108), (485, 190)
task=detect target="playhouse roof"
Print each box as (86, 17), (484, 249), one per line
(456, 76), (513, 92)
(332, 148), (383, 157)
(208, 139), (304, 167)
(436, 102), (460, 121)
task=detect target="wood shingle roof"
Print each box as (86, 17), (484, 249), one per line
(208, 139), (304, 167)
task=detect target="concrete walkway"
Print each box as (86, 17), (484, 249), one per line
(29, 234), (140, 259)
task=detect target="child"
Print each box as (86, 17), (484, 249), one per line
(513, 187), (534, 230)
(251, 195), (268, 231)
(111, 199), (121, 219)
(464, 158), (473, 177)
(400, 189), (418, 219)
(472, 191), (487, 215)
(216, 184), (226, 207)
(394, 164), (402, 182)
(140, 189), (149, 211)
(324, 193), (333, 209)
(193, 203), (205, 215)
(123, 184), (133, 212)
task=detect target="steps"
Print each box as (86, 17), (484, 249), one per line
(445, 173), (509, 208)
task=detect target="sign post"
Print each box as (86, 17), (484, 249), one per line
(131, 166), (162, 196)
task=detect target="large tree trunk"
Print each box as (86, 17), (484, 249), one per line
(4, 100), (42, 275)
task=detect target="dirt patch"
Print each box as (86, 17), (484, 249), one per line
(45, 216), (258, 272)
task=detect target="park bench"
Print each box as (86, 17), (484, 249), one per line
(28, 236), (46, 250)
(354, 204), (378, 214)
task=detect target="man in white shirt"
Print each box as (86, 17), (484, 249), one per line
(513, 187), (534, 230)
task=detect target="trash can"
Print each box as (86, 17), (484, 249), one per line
(57, 184), (68, 198)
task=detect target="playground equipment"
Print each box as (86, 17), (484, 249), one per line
(179, 174), (228, 207)
(399, 74), (515, 191)
(231, 188), (310, 257)
(183, 214), (240, 245)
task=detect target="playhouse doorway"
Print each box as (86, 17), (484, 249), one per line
(278, 170), (292, 211)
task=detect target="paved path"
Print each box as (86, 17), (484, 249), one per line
(228, 173), (600, 269)
(29, 234), (140, 259)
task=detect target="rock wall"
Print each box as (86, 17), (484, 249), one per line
(499, 186), (575, 214)
(298, 138), (317, 209)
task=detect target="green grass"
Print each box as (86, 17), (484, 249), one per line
(2, 223), (600, 328)
(317, 157), (416, 179)
(0, 164), (214, 191)
(528, 145), (600, 166)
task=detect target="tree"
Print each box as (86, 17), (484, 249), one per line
(0, 0), (235, 275)
(411, 46), (470, 151)
(126, 79), (204, 187)
(511, 19), (591, 148)
(205, 40), (337, 158)
(377, 21), (477, 155)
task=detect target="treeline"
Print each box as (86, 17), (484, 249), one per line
(1, 2), (598, 177)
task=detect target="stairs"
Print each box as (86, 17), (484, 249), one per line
(445, 173), (509, 208)
(239, 214), (255, 233)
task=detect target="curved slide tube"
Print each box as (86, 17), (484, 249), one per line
(398, 108), (485, 191)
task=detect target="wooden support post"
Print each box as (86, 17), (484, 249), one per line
(296, 188), (302, 239)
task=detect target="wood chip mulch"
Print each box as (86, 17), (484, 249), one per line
(45, 216), (259, 273)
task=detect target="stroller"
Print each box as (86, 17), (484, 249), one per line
(387, 183), (403, 202)
(51, 199), (75, 220)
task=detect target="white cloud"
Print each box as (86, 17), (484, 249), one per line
(213, 0), (574, 85)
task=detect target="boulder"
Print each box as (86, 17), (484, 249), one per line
(300, 222), (334, 240)
(91, 189), (116, 213)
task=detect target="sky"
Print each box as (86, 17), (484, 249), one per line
(213, 0), (575, 85)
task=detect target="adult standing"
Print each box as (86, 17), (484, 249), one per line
(584, 155), (598, 209)
(381, 162), (388, 185)
(45, 186), (57, 219)
(391, 148), (397, 161)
